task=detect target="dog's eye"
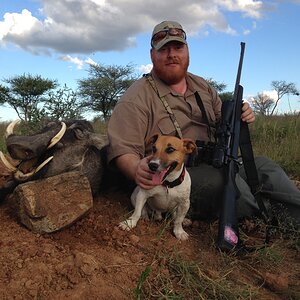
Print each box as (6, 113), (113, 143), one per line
(152, 146), (157, 153)
(166, 146), (175, 154)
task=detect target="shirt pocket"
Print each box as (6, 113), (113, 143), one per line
(156, 117), (177, 136)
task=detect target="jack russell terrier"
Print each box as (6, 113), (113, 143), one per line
(119, 134), (197, 240)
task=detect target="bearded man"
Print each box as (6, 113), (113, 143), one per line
(106, 21), (300, 224)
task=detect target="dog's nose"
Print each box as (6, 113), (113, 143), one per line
(148, 162), (159, 172)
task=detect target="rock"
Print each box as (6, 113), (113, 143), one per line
(13, 171), (93, 233)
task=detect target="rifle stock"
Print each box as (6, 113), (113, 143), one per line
(213, 42), (246, 251)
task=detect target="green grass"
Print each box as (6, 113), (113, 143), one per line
(133, 216), (299, 299)
(135, 249), (259, 300)
(249, 114), (300, 178)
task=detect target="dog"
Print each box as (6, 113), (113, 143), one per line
(119, 134), (197, 240)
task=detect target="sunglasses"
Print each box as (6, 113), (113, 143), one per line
(151, 28), (186, 48)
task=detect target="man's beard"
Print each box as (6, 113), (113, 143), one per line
(153, 57), (189, 85)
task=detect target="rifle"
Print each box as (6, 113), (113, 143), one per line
(212, 42), (246, 252)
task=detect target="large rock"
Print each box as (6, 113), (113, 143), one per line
(13, 171), (93, 233)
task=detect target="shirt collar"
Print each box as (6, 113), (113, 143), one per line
(150, 71), (196, 98)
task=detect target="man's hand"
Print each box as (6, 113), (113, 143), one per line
(241, 102), (255, 123)
(115, 154), (156, 190)
(135, 156), (157, 189)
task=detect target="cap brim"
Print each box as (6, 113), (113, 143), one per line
(153, 36), (187, 50)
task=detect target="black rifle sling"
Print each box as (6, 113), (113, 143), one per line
(239, 122), (260, 192)
(194, 92), (212, 140)
(239, 121), (272, 240)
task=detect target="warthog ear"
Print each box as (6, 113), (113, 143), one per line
(89, 134), (107, 150)
(183, 139), (197, 154)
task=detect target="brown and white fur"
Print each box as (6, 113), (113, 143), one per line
(119, 134), (197, 240)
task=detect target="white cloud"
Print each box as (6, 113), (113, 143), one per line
(85, 57), (97, 66)
(242, 21), (257, 36)
(261, 90), (278, 100)
(246, 90), (278, 104)
(219, 0), (264, 18)
(138, 64), (152, 74)
(0, 9), (40, 39)
(0, 0), (270, 55)
(60, 55), (97, 69)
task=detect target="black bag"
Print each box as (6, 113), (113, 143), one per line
(187, 140), (217, 167)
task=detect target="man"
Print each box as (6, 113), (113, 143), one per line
(107, 21), (300, 224)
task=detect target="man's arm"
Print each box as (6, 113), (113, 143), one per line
(115, 154), (156, 190)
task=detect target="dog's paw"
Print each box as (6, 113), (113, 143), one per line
(174, 229), (189, 241)
(119, 219), (136, 231)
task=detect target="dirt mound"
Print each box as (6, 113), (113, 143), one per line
(0, 189), (299, 299)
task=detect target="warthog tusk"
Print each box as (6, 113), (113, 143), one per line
(14, 156), (54, 182)
(5, 119), (21, 138)
(47, 122), (67, 149)
(34, 156), (53, 173)
(0, 151), (17, 171)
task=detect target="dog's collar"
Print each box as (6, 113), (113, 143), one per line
(163, 167), (186, 188)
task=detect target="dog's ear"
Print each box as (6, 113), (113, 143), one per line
(183, 139), (197, 154)
(147, 134), (159, 145)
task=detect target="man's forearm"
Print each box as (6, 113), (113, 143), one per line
(115, 154), (140, 182)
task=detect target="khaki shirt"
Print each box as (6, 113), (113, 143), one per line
(107, 71), (222, 163)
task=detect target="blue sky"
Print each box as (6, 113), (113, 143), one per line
(1, 0), (300, 121)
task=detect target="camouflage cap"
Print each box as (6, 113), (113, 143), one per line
(151, 21), (187, 50)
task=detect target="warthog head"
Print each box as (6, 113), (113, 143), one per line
(0, 120), (106, 195)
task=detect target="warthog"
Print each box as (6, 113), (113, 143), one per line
(0, 120), (106, 196)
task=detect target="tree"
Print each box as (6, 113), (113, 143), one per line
(219, 91), (234, 103)
(205, 78), (233, 102)
(0, 74), (57, 122)
(269, 80), (299, 116)
(206, 78), (227, 94)
(0, 85), (10, 105)
(44, 85), (84, 121)
(251, 93), (274, 116)
(78, 63), (137, 121)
